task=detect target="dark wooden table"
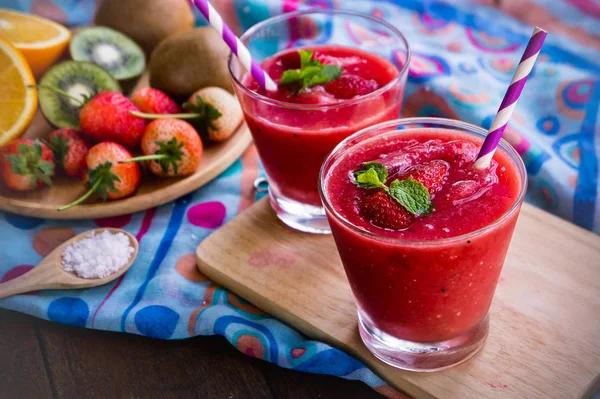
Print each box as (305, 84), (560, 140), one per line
(0, 308), (383, 399)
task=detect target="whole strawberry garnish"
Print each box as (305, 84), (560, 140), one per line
(131, 88), (181, 114)
(79, 92), (146, 148)
(59, 142), (141, 211)
(122, 118), (203, 177)
(352, 162), (432, 231)
(404, 160), (449, 194)
(325, 75), (379, 99)
(360, 191), (413, 230)
(0, 139), (55, 191)
(45, 128), (90, 177)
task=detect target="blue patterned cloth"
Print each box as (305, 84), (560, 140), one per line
(1, 1), (599, 397)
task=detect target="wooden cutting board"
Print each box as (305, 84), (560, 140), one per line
(196, 197), (600, 399)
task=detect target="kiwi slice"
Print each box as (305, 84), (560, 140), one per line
(38, 61), (121, 128)
(70, 27), (146, 80)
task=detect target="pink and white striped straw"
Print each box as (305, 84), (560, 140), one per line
(473, 27), (547, 169)
(190, 0), (278, 92)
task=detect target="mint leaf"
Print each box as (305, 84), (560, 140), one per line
(354, 162), (387, 183)
(356, 168), (385, 189)
(388, 178), (432, 216)
(280, 69), (302, 85)
(280, 50), (342, 92)
(305, 64), (342, 88)
(353, 162), (388, 190)
(299, 50), (315, 68)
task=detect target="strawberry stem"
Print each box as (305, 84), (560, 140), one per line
(57, 178), (102, 211)
(58, 161), (120, 210)
(121, 154), (170, 163)
(129, 111), (200, 119)
(123, 138), (183, 175)
(28, 85), (85, 105)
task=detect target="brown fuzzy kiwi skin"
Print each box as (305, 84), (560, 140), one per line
(94, 0), (194, 55)
(149, 28), (233, 98)
(189, 87), (243, 142)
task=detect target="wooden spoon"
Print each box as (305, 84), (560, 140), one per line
(0, 228), (138, 299)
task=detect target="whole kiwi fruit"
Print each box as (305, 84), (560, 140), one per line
(149, 28), (233, 97)
(94, 0), (194, 54)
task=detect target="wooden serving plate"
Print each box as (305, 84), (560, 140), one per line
(0, 73), (251, 219)
(196, 197), (600, 399)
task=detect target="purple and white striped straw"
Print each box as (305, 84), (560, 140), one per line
(190, 0), (278, 92)
(473, 27), (547, 169)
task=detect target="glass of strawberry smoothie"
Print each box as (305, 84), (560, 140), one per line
(319, 118), (527, 371)
(228, 10), (409, 234)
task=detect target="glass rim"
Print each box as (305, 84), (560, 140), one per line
(318, 117), (528, 246)
(227, 9), (411, 111)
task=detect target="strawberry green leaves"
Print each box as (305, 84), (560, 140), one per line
(121, 138), (184, 176)
(280, 50), (342, 92)
(43, 130), (70, 167)
(58, 161), (120, 211)
(86, 161), (120, 201)
(353, 162), (432, 216)
(6, 140), (54, 187)
(182, 95), (223, 132)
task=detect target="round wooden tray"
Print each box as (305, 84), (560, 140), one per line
(0, 74), (252, 220)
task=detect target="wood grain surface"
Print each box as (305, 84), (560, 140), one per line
(197, 197), (600, 399)
(0, 72), (252, 219)
(0, 309), (384, 399)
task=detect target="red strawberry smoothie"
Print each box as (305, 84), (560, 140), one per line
(322, 126), (524, 344)
(238, 46), (403, 206)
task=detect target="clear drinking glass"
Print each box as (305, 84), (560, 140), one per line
(229, 9), (410, 234)
(319, 118), (527, 371)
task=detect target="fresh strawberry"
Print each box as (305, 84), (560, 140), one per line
(79, 92), (146, 148)
(131, 88), (181, 114)
(359, 191), (413, 230)
(45, 128), (90, 177)
(183, 87), (243, 142)
(0, 139), (55, 191)
(59, 142), (141, 210)
(325, 75), (379, 99)
(404, 160), (449, 194)
(131, 87), (242, 143)
(122, 119), (203, 177)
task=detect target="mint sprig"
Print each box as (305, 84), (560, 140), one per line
(353, 162), (432, 216)
(280, 50), (342, 92)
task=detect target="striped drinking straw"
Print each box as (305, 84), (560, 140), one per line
(190, 0), (278, 92)
(473, 27), (547, 169)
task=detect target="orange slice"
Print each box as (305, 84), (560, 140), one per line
(0, 9), (71, 77)
(0, 37), (37, 146)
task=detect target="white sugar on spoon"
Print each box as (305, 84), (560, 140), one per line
(0, 228), (138, 299)
(62, 230), (135, 279)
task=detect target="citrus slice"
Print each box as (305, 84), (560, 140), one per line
(0, 9), (71, 77)
(0, 37), (37, 146)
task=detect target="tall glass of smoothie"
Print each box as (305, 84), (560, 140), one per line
(229, 10), (409, 234)
(320, 118), (527, 371)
